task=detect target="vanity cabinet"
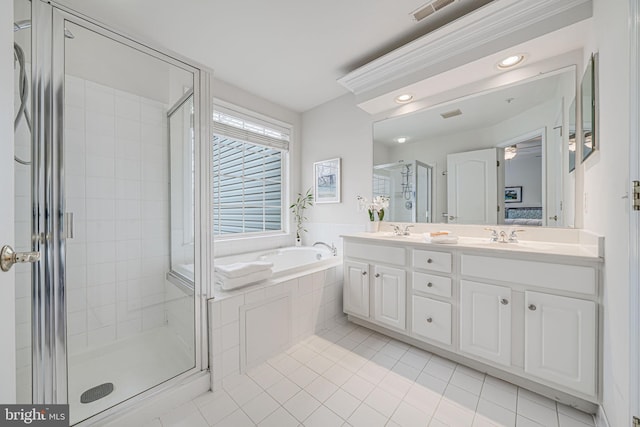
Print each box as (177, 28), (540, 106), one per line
(342, 235), (602, 403)
(460, 280), (512, 366)
(524, 291), (596, 396)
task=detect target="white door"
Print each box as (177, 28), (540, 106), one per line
(343, 261), (370, 318)
(0, 6), (17, 402)
(373, 265), (406, 330)
(524, 291), (596, 395)
(460, 280), (512, 366)
(447, 148), (499, 224)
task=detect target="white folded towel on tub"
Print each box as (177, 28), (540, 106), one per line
(214, 261), (274, 278)
(215, 269), (273, 290)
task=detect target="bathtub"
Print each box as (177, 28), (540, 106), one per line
(171, 246), (339, 289)
(216, 246), (337, 279)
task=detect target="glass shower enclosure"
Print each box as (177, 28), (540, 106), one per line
(12, 1), (211, 424)
(373, 160), (434, 223)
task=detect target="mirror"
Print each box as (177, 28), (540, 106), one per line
(581, 53), (597, 162)
(373, 67), (576, 227)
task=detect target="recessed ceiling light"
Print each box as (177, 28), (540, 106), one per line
(497, 54), (525, 69)
(395, 94), (414, 104)
(395, 137), (408, 144)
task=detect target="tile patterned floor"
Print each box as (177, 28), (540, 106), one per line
(149, 320), (596, 427)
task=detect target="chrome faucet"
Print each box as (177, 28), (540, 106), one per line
(485, 228), (499, 242)
(391, 224), (414, 236)
(313, 241), (337, 256)
(485, 227), (525, 243)
(508, 229), (525, 243)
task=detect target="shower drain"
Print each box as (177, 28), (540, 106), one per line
(80, 382), (114, 403)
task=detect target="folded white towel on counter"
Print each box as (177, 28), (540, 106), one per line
(423, 234), (459, 244)
(215, 269), (273, 290)
(214, 261), (273, 278)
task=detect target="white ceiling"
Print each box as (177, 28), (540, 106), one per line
(55, 0), (493, 112)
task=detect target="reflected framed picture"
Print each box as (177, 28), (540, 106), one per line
(505, 186), (522, 203)
(314, 158), (341, 203)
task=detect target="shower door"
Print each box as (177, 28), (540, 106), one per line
(57, 12), (200, 424)
(10, 1), (207, 423)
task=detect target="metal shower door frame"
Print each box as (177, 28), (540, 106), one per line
(31, 0), (213, 417)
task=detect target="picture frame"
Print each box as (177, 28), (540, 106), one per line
(505, 186), (522, 203)
(314, 158), (341, 203)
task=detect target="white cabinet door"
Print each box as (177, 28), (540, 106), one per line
(343, 260), (370, 318)
(446, 148), (499, 224)
(460, 280), (512, 366)
(525, 291), (596, 396)
(373, 265), (406, 330)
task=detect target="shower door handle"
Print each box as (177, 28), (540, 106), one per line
(0, 245), (40, 272)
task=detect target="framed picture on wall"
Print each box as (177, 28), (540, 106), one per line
(505, 186), (522, 203)
(314, 158), (341, 203)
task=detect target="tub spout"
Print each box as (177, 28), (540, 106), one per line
(313, 241), (337, 256)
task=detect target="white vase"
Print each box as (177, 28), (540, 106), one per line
(365, 221), (379, 233)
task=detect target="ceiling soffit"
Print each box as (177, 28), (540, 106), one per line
(337, 0), (592, 105)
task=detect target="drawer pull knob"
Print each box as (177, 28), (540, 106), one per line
(362, 271), (367, 276)
(528, 304), (537, 311)
(426, 317), (433, 323)
(500, 298), (509, 305)
(427, 282), (433, 288)
(427, 258), (433, 264)
(375, 273), (380, 278)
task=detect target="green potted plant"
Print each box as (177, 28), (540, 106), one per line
(290, 188), (314, 246)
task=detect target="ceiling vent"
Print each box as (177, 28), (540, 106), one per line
(411, 0), (457, 22)
(440, 109), (462, 119)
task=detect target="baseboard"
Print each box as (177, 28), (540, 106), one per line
(594, 405), (611, 427)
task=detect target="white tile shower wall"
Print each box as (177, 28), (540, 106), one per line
(64, 75), (170, 355)
(209, 266), (344, 390)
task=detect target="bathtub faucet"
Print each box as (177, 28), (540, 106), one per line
(313, 241), (337, 256)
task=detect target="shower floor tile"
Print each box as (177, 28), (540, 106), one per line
(153, 321), (596, 427)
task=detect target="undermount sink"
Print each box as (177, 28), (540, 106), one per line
(457, 237), (556, 251)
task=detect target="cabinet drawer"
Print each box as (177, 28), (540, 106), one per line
(413, 249), (452, 273)
(344, 241), (406, 266)
(412, 272), (452, 298)
(412, 296), (451, 345)
(460, 254), (596, 295)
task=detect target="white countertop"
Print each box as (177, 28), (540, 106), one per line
(341, 232), (603, 261)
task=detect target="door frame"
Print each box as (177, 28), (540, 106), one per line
(497, 127), (548, 225)
(0, 0), (17, 404)
(630, 0), (640, 424)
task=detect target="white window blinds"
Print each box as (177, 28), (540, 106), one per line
(212, 106), (289, 236)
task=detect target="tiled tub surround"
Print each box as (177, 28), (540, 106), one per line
(341, 229), (603, 413)
(209, 262), (344, 390)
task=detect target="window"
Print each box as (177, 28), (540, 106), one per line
(212, 105), (290, 236)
